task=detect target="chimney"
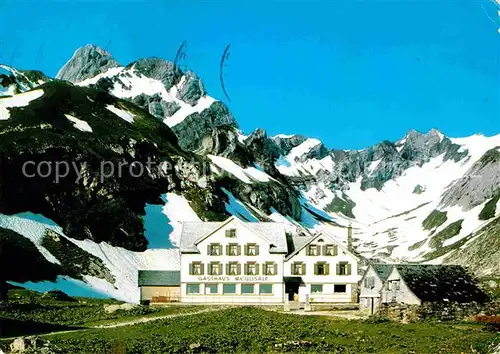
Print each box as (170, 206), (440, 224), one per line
(347, 223), (353, 252)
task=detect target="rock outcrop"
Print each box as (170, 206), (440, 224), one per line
(439, 148), (500, 211)
(171, 101), (237, 151)
(56, 44), (120, 82)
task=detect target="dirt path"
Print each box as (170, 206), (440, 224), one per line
(1, 307), (224, 342)
(94, 307), (218, 328)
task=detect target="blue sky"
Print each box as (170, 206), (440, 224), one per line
(0, 0), (498, 149)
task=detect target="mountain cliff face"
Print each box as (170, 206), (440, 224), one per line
(0, 44), (499, 302)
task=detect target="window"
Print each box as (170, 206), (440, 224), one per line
(227, 262), (240, 275)
(227, 243), (240, 256)
(337, 262), (351, 275)
(187, 284), (200, 294)
(246, 243), (259, 256)
(208, 243), (222, 256)
(292, 262), (305, 275)
(241, 284), (255, 294)
(364, 277), (375, 289)
(225, 229), (237, 238)
(311, 284), (323, 293)
(314, 262), (329, 275)
(223, 284), (236, 294)
(324, 245), (337, 256)
(189, 262), (203, 275)
(334, 284), (347, 293)
(389, 280), (400, 291)
(308, 244), (319, 256)
(259, 284), (273, 294)
(245, 262), (258, 275)
(209, 262), (222, 275)
(263, 262), (277, 276)
(205, 284), (218, 294)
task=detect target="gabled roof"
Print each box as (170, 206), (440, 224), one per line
(179, 216), (287, 254)
(285, 230), (359, 261)
(179, 221), (222, 253)
(372, 263), (393, 282)
(394, 264), (487, 303)
(359, 263), (393, 285)
(138, 270), (180, 286)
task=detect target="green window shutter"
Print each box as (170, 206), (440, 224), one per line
(306, 246), (309, 256)
(273, 263), (277, 275)
(237, 245), (241, 256)
(301, 263), (306, 275)
(336, 264), (340, 275)
(262, 264), (266, 275)
(208, 263), (212, 275)
(189, 263), (193, 275)
(218, 245), (223, 255)
(207, 244), (211, 255)
(244, 263), (248, 275)
(226, 263), (230, 275)
(291, 263), (295, 274)
(255, 244), (260, 256)
(244, 244), (248, 256)
(200, 263), (204, 275)
(226, 245), (230, 255)
(346, 264), (351, 275)
(237, 263), (241, 275)
(322, 245), (327, 256)
(255, 264), (259, 275)
(316, 245), (321, 256)
(334, 245), (338, 256)
(325, 263), (330, 275)
(314, 263), (318, 275)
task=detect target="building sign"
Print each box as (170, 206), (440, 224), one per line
(197, 276), (270, 282)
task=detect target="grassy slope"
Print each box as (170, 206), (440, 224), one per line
(37, 307), (498, 354)
(422, 209), (447, 231)
(478, 193), (499, 221)
(324, 193), (356, 219)
(0, 289), (200, 338)
(445, 216), (500, 276)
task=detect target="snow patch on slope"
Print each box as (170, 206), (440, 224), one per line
(208, 155), (276, 184)
(0, 89), (44, 120)
(288, 138), (321, 161)
(76, 66), (125, 86)
(78, 66), (217, 128)
(221, 188), (259, 222)
(0, 212), (179, 303)
(161, 193), (201, 247)
(105, 104), (135, 123)
(65, 114), (93, 132)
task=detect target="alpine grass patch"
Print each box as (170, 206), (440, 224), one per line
(478, 193), (499, 221)
(422, 209), (447, 231)
(39, 307), (498, 354)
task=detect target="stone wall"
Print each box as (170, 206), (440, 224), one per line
(378, 301), (500, 323)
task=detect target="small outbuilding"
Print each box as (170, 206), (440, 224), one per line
(138, 270), (181, 304)
(359, 263), (393, 314)
(380, 264), (487, 305)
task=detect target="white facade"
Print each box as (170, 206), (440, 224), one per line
(167, 216), (360, 305)
(380, 267), (421, 305)
(359, 264), (390, 313)
(284, 232), (359, 303)
(180, 217), (286, 304)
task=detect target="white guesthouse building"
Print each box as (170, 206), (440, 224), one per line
(179, 216), (287, 303)
(139, 216), (360, 305)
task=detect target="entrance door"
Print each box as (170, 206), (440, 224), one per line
(285, 282), (299, 301)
